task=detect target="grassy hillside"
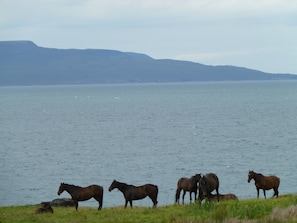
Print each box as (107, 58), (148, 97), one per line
(1, 194), (296, 223)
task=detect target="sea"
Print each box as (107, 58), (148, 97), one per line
(0, 80), (296, 208)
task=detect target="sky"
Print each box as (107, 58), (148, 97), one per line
(1, 0), (297, 74)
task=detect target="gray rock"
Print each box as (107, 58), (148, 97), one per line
(51, 198), (76, 207)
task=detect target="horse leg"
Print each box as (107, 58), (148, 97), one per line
(194, 191), (197, 202)
(263, 189), (266, 199)
(99, 197), (103, 210)
(216, 188), (219, 202)
(149, 194), (158, 208)
(74, 200), (79, 211)
(256, 188), (259, 199)
(150, 197), (158, 208)
(129, 200), (133, 208)
(189, 191), (193, 203)
(182, 190), (186, 205)
(275, 188), (279, 198)
(94, 196), (103, 210)
(124, 200), (128, 208)
(198, 189), (203, 202)
(154, 200), (158, 208)
(273, 187), (279, 198)
(175, 188), (181, 204)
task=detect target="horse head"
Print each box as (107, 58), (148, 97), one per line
(191, 174), (201, 183)
(108, 180), (116, 192)
(247, 170), (254, 183)
(199, 175), (208, 196)
(57, 182), (65, 195)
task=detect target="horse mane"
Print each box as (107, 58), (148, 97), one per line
(62, 183), (83, 189)
(190, 174), (200, 183)
(253, 172), (264, 177)
(115, 181), (132, 189)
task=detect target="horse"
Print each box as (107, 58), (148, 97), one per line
(108, 180), (158, 208)
(208, 193), (238, 202)
(35, 202), (54, 214)
(175, 174), (201, 204)
(199, 173), (220, 202)
(57, 182), (103, 210)
(247, 170), (280, 199)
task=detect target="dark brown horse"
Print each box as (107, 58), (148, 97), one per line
(57, 183), (103, 210)
(199, 173), (220, 202)
(108, 180), (158, 208)
(35, 202), (54, 214)
(175, 174), (201, 204)
(208, 193), (238, 202)
(247, 170), (280, 199)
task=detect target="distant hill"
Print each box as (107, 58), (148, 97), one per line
(0, 40), (296, 86)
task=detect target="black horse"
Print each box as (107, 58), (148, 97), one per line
(199, 173), (220, 202)
(247, 170), (280, 199)
(108, 180), (158, 208)
(57, 183), (103, 210)
(175, 174), (201, 204)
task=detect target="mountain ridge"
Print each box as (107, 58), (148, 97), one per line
(1, 40), (296, 86)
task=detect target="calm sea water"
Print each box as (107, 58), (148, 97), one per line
(0, 81), (297, 207)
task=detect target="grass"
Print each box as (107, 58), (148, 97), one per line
(0, 194), (297, 223)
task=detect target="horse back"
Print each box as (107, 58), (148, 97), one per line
(88, 185), (104, 194)
(205, 173), (219, 190)
(209, 193), (238, 201)
(72, 185), (103, 200)
(177, 177), (187, 187)
(124, 184), (157, 200)
(264, 175), (280, 188)
(223, 193), (238, 200)
(177, 177), (196, 191)
(144, 184), (158, 193)
(255, 175), (279, 190)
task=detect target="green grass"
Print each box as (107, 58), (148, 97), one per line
(1, 194), (297, 223)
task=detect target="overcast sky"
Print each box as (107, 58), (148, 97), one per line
(1, 0), (297, 74)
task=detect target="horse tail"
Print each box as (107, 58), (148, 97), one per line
(151, 185), (158, 207)
(100, 187), (103, 209)
(273, 176), (280, 188)
(175, 187), (181, 203)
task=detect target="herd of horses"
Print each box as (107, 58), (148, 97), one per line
(48, 170), (280, 212)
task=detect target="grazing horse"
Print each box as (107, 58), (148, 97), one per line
(247, 170), (280, 199)
(199, 173), (220, 202)
(208, 193), (238, 202)
(57, 183), (103, 210)
(108, 180), (158, 208)
(175, 174), (201, 204)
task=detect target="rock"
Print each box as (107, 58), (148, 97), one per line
(51, 198), (76, 207)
